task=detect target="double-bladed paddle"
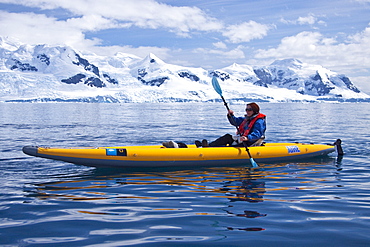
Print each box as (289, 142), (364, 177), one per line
(211, 76), (258, 168)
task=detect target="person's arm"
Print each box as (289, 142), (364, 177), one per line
(227, 114), (244, 127)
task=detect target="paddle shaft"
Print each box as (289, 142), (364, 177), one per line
(211, 76), (257, 167)
(221, 95), (231, 111)
(227, 106), (258, 167)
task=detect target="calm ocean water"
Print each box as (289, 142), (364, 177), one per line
(1, 102), (370, 246)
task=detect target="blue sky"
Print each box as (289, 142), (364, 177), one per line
(0, 0), (369, 93)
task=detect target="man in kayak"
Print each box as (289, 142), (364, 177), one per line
(196, 102), (266, 147)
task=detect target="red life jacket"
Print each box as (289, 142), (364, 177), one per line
(238, 113), (266, 136)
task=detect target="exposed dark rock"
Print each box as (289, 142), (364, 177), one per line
(72, 53), (100, 76)
(306, 72), (334, 96)
(10, 59), (38, 72)
(138, 77), (169, 87)
(85, 77), (105, 88)
(178, 71), (200, 81)
(61, 73), (86, 84)
(210, 71), (230, 81)
(339, 75), (360, 93)
(138, 68), (147, 78)
(136, 67), (168, 86)
(253, 68), (272, 87)
(103, 74), (118, 84)
(37, 54), (50, 66)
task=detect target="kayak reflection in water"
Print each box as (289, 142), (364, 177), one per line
(228, 177), (266, 203)
(195, 102), (266, 148)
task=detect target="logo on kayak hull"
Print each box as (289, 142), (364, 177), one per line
(286, 146), (300, 154)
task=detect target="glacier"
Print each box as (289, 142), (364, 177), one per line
(1, 37), (369, 103)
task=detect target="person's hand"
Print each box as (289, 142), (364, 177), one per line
(239, 136), (248, 142)
(228, 109), (234, 116)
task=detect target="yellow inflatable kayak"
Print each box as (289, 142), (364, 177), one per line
(22, 141), (341, 168)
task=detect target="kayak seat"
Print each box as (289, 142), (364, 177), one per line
(250, 137), (265, 147)
(162, 141), (188, 148)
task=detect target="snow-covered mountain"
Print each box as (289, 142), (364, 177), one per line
(0, 37), (369, 103)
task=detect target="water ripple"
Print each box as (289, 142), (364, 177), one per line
(2, 102), (370, 246)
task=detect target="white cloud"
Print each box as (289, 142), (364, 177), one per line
(254, 25), (370, 80)
(255, 31), (324, 58)
(89, 44), (171, 60)
(222, 21), (271, 43)
(193, 46), (245, 60)
(213, 41), (227, 49)
(0, 11), (95, 47)
(0, 0), (272, 56)
(280, 14), (323, 26)
(0, 0), (224, 36)
(351, 76), (370, 94)
(0, 0), (231, 57)
(297, 15), (317, 25)
(65, 15), (126, 31)
(355, 0), (370, 3)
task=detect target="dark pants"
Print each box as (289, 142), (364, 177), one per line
(209, 134), (255, 147)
